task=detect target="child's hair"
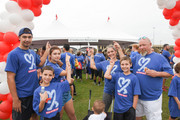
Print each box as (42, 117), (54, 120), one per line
(175, 62), (180, 73)
(49, 46), (61, 55)
(106, 45), (116, 52)
(120, 56), (132, 64)
(41, 66), (55, 74)
(93, 100), (105, 114)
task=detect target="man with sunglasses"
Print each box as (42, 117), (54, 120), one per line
(5, 28), (51, 120)
(131, 37), (173, 120)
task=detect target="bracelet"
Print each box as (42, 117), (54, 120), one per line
(91, 57), (94, 59)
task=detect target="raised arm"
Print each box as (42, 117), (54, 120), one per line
(7, 72), (22, 113)
(113, 41), (124, 60)
(104, 60), (115, 80)
(90, 49), (97, 70)
(66, 54), (72, 84)
(39, 42), (51, 67)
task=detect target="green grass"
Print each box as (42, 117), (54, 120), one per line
(0, 74), (172, 120)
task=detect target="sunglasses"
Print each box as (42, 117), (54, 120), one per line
(138, 36), (147, 40)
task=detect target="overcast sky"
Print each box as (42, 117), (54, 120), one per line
(0, 0), (175, 45)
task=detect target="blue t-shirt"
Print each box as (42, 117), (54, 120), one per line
(96, 60), (123, 95)
(60, 52), (75, 70)
(5, 47), (41, 98)
(46, 62), (64, 82)
(132, 52), (173, 100)
(162, 50), (171, 63)
(111, 73), (141, 113)
(86, 56), (91, 67)
(168, 75), (180, 117)
(130, 51), (139, 58)
(94, 53), (106, 64)
(170, 55), (175, 65)
(33, 81), (70, 118)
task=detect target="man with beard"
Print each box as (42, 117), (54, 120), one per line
(5, 28), (51, 120)
(131, 37), (173, 120)
(162, 44), (172, 91)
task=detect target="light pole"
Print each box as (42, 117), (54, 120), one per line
(153, 27), (155, 46)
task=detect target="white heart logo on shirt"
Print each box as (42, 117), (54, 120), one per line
(137, 57), (151, 72)
(47, 89), (59, 111)
(24, 54), (35, 70)
(117, 77), (131, 94)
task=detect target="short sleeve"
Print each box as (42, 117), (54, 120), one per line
(95, 62), (103, 71)
(168, 77), (178, 97)
(133, 76), (141, 95)
(160, 56), (173, 75)
(5, 52), (18, 74)
(35, 53), (41, 66)
(33, 90), (40, 114)
(111, 73), (118, 83)
(59, 81), (70, 93)
(54, 67), (63, 79)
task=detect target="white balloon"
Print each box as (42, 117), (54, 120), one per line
(165, 0), (176, 9)
(9, 13), (22, 26)
(19, 21), (34, 30)
(0, 81), (9, 94)
(173, 57), (180, 64)
(0, 72), (7, 83)
(158, 5), (166, 9)
(0, 11), (10, 20)
(0, 20), (16, 33)
(5, 1), (21, 13)
(169, 25), (177, 30)
(21, 9), (34, 22)
(172, 29), (180, 38)
(157, 0), (167, 7)
(0, 62), (6, 73)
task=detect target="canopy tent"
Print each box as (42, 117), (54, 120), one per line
(31, 20), (138, 48)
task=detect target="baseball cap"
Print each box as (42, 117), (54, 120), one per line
(18, 28), (33, 36)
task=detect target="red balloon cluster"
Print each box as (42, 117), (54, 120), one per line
(0, 93), (13, 120)
(0, 32), (20, 62)
(174, 38), (180, 57)
(14, 0), (51, 17)
(163, 1), (180, 26)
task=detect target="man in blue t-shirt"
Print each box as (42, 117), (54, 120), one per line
(5, 28), (51, 120)
(131, 37), (173, 120)
(162, 44), (172, 91)
(94, 49), (106, 85)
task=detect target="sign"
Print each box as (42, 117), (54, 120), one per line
(68, 38), (98, 42)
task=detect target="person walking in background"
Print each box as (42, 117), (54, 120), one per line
(5, 28), (51, 120)
(162, 44), (172, 92)
(94, 49), (106, 85)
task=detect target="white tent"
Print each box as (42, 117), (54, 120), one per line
(31, 20), (138, 48)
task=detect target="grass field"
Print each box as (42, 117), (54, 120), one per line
(0, 74), (172, 120)
(62, 74), (172, 120)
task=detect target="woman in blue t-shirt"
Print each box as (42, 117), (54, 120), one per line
(47, 46), (76, 120)
(90, 41), (124, 112)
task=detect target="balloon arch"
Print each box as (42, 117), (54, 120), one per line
(0, 0), (180, 119)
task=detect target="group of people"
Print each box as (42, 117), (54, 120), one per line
(4, 27), (180, 120)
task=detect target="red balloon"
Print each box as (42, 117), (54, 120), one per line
(0, 111), (11, 119)
(175, 50), (180, 57)
(0, 32), (4, 41)
(3, 32), (19, 45)
(175, 38), (180, 46)
(7, 94), (13, 103)
(43, 0), (51, 5)
(0, 100), (12, 113)
(0, 41), (11, 54)
(0, 94), (8, 101)
(31, 6), (42, 17)
(12, 41), (20, 50)
(10, 114), (12, 120)
(172, 11), (180, 20)
(10, 0), (17, 2)
(163, 8), (174, 19)
(17, 0), (32, 9)
(174, 45), (180, 51)
(175, 0), (180, 11)
(0, 54), (4, 62)
(32, 0), (43, 7)
(3, 53), (9, 62)
(169, 18), (179, 26)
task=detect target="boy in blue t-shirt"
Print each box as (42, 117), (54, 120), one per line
(33, 65), (72, 120)
(104, 56), (141, 120)
(168, 62), (180, 120)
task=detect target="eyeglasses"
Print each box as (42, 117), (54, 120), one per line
(22, 36), (32, 39)
(138, 36), (147, 40)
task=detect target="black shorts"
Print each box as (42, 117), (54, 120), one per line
(113, 107), (135, 120)
(44, 112), (60, 120)
(12, 96), (36, 120)
(95, 70), (102, 77)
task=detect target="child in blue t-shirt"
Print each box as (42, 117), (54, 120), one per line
(33, 64), (72, 120)
(168, 62), (180, 120)
(104, 56), (141, 120)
